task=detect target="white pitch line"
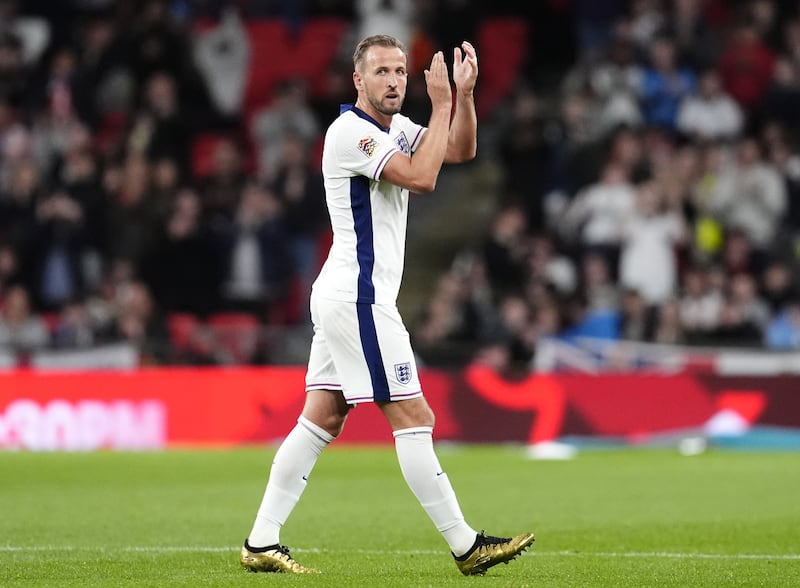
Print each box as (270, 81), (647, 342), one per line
(1, 546), (799, 560)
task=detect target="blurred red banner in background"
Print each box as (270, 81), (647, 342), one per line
(0, 367), (797, 450)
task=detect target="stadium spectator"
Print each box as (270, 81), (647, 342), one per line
(110, 279), (168, 363)
(572, 0), (623, 63)
(579, 251), (620, 312)
(761, 260), (797, 313)
(720, 229), (757, 277)
(677, 68), (744, 141)
(762, 55), (800, 135)
(651, 297), (685, 345)
(102, 154), (160, 270)
(0, 157), (39, 253)
(310, 60), (358, 129)
(708, 136), (787, 253)
(143, 187), (221, 317)
(0, 94), (31, 179)
(728, 271), (771, 331)
(0, 0), (49, 67)
(51, 297), (96, 348)
(628, 0), (664, 52)
(638, 35), (696, 130)
(72, 10), (129, 132)
(413, 269), (484, 366)
(495, 85), (552, 231)
(29, 189), (88, 311)
(703, 295), (763, 346)
(121, 0), (195, 87)
(481, 204), (529, 299)
(619, 181), (686, 305)
(559, 161), (636, 268)
(764, 298), (800, 349)
(199, 136), (248, 222)
(664, 0), (719, 68)
(586, 35), (644, 135)
(0, 283), (50, 351)
(270, 132), (327, 311)
(149, 155), (183, 220)
(526, 232), (577, 296)
(250, 77), (319, 183)
(617, 288), (653, 342)
(0, 243), (21, 299)
(495, 293), (538, 369)
(216, 182), (292, 319)
(767, 133), (800, 236)
(719, 20), (775, 112)
(0, 30), (28, 101)
(356, 0), (414, 50)
(192, 6), (249, 118)
(679, 264), (723, 339)
(128, 71), (192, 171)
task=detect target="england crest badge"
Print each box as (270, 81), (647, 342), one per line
(395, 131), (410, 155)
(394, 362), (412, 384)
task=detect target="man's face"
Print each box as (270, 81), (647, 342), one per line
(354, 46), (408, 117)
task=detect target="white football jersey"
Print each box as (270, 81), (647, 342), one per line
(313, 104), (426, 304)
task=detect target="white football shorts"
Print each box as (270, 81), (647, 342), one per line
(305, 292), (423, 404)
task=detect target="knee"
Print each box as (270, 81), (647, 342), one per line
(381, 398), (435, 430)
(419, 404), (435, 429)
(319, 412), (348, 438)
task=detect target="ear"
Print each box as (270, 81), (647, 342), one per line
(353, 71), (362, 92)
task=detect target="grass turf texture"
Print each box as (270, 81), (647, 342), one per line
(2, 446), (799, 587)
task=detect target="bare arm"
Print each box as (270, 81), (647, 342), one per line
(445, 41), (478, 163)
(381, 51), (452, 193)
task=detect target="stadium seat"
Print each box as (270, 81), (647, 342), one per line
(167, 312), (201, 352)
(476, 18), (529, 119)
(207, 312), (261, 364)
(242, 18), (348, 119)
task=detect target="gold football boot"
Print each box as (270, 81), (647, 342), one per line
(453, 531), (535, 576)
(240, 541), (319, 574)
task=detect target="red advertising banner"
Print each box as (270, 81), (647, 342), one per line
(1, 367), (798, 450)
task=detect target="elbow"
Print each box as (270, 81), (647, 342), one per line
(413, 178), (437, 193)
(447, 145), (477, 164)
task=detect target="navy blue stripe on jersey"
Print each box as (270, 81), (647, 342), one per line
(356, 302), (390, 402)
(350, 176), (375, 303)
(342, 103), (390, 133)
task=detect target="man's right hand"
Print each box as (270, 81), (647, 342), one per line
(424, 51), (452, 111)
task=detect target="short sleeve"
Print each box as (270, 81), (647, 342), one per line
(334, 118), (400, 181)
(403, 119), (426, 153)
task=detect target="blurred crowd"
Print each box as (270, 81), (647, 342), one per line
(0, 0), (484, 364)
(1, 0), (800, 369)
(412, 0), (800, 371)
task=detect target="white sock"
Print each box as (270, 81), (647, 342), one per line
(247, 416), (334, 547)
(393, 427), (477, 556)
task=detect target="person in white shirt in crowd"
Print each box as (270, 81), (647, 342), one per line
(706, 136), (787, 252)
(559, 162), (637, 258)
(619, 181), (687, 306)
(677, 68), (743, 141)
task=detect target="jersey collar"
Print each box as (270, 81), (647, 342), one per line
(340, 103), (391, 133)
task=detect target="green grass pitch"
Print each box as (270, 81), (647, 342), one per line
(2, 445), (799, 587)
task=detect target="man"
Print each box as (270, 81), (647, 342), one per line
(240, 34), (535, 576)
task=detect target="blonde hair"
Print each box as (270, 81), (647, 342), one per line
(352, 35), (407, 71)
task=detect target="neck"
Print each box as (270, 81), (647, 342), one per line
(355, 99), (392, 128)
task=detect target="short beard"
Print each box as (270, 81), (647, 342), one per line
(367, 93), (403, 116)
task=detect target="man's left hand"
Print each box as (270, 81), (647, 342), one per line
(452, 41), (478, 97)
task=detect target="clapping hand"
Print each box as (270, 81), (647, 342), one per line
(424, 50), (452, 110)
(452, 41), (478, 97)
